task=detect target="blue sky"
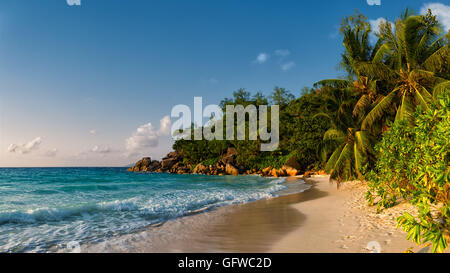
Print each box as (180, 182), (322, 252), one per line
(0, 0), (448, 166)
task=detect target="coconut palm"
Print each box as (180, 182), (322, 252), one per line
(339, 11), (384, 79)
(351, 76), (385, 117)
(359, 10), (450, 129)
(315, 76), (384, 119)
(314, 86), (375, 183)
(322, 126), (373, 183)
(314, 12), (386, 119)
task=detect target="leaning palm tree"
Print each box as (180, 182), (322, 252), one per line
(315, 76), (384, 119)
(351, 76), (385, 117)
(322, 126), (373, 183)
(315, 87), (374, 183)
(359, 10), (450, 129)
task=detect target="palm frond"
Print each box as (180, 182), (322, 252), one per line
(433, 81), (450, 98)
(313, 112), (334, 122)
(325, 144), (345, 173)
(353, 94), (370, 117)
(423, 45), (449, 73)
(323, 129), (346, 142)
(314, 79), (351, 89)
(395, 93), (415, 125)
(403, 16), (423, 67)
(353, 142), (365, 181)
(362, 89), (397, 130)
(414, 86), (432, 109)
(329, 143), (353, 182)
(424, 31), (449, 56)
(355, 131), (374, 155)
(355, 61), (397, 81)
(372, 43), (391, 63)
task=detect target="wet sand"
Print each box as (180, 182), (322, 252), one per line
(83, 176), (434, 253)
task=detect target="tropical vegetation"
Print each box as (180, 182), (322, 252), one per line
(172, 9), (449, 251)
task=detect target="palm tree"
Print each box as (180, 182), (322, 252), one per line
(322, 126), (373, 183)
(317, 10), (448, 184)
(339, 11), (377, 79)
(351, 76), (385, 117)
(359, 10), (450, 129)
(315, 87), (374, 183)
(314, 11), (386, 120)
(315, 76), (384, 119)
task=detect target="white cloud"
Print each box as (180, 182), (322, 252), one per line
(7, 137), (42, 154)
(157, 115), (171, 136)
(89, 129), (97, 135)
(281, 62), (296, 71)
(369, 18), (394, 34)
(254, 53), (269, 64)
(421, 3), (450, 31)
(126, 123), (159, 152)
(275, 49), (290, 57)
(125, 116), (171, 153)
(254, 50), (296, 71)
(91, 145), (111, 154)
(367, 0), (381, 6)
(66, 0), (81, 6)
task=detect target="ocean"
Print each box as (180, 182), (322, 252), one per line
(0, 167), (308, 252)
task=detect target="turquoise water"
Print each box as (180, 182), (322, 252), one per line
(0, 168), (293, 252)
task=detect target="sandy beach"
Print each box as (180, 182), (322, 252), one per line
(80, 175), (441, 253)
(270, 176), (420, 253)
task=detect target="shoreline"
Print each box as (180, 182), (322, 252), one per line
(81, 176), (309, 253)
(82, 175), (436, 253)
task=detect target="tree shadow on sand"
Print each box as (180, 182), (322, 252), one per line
(188, 178), (329, 252)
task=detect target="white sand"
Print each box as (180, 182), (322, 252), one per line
(270, 176), (432, 253)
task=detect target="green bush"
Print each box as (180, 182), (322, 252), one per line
(247, 153), (291, 170)
(280, 90), (329, 171)
(366, 91), (450, 252)
(201, 157), (221, 167)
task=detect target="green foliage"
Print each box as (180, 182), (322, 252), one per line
(244, 153), (291, 170)
(279, 90), (329, 171)
(366, 91), (450, 252)
(174, 86), (319, 171)
(360, 10), (448, 129)
(170, 8), (449, 252)
(339, 10), (373, 79)
(365, 120), (415, 207)
(232, 139), (262, 168)
(173, 138), (229, 165)
(201, 157), (221, 167)
(269, 86), (295, 108)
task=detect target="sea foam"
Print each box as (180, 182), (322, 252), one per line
(0, 168), (306, 252)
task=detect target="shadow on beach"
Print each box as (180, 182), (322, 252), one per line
(163, 178), (329, 253)
(83, 178), (329, 253)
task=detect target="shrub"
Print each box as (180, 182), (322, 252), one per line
(201, 157), (221, 167)
(365, 91), (450, 252)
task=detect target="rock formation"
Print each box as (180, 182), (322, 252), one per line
(127, 148), (324, 177)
